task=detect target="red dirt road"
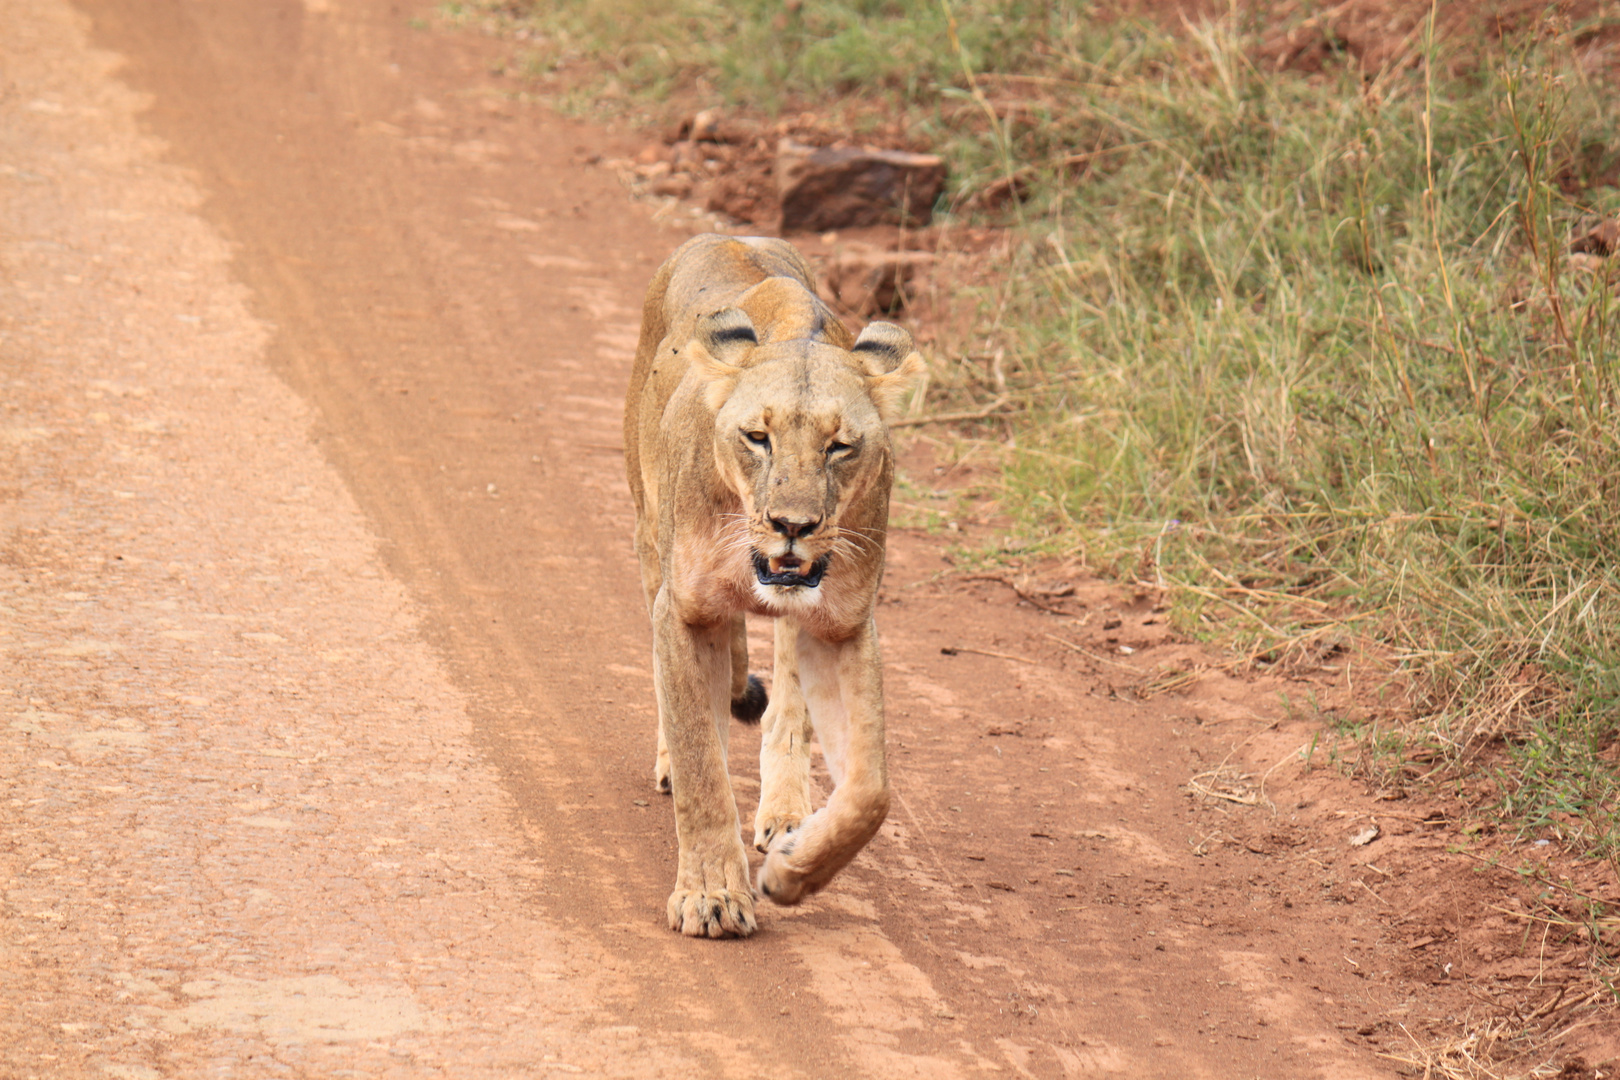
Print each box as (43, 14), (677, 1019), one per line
(5, 0), (1594, 1076)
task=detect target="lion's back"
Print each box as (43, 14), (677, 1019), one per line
(658, 235), (816, 322)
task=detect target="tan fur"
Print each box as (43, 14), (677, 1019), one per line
(624, 234), (924, 937)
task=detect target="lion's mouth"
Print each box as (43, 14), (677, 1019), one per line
(753, 551), (830, 589)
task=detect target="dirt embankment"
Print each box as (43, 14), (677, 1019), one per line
(0, 0), (1612, 1077)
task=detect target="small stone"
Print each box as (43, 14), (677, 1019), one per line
(1349, 824), (1380, 847)
(668, 141), (704, 172)
(647, 174), (693, 199)
(673, 108), (752, 145)
(690, 108), (723, 142)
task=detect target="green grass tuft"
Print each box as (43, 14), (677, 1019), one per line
(986, 15), (1620, 765)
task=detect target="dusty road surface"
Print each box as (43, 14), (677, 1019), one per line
(4, 1), (1562, 1077)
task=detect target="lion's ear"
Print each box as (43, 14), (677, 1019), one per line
(696, 307), (759, 364)
(689, 307), (759, 411)
(858, 323), (926, 423)
(850, 321), (917, 376)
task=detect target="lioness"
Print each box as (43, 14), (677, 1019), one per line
(624, 233), (923, 938)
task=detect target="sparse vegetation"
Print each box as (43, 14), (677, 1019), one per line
(443, 0), (1620, 892)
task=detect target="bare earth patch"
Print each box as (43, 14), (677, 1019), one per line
(3, 0), (1614, 1076)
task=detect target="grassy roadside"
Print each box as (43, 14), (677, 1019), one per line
(442, 0), (1620, 898)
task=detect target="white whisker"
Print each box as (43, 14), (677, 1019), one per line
(829, 527), (876, 556)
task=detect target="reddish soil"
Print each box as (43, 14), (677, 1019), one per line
(1, 0), (1613, 1076)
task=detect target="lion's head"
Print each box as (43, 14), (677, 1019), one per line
(687, 300), (924, 609)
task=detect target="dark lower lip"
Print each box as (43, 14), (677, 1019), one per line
(752, 552), (829, 589)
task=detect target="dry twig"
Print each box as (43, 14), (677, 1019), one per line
(1187, 767), (1260, 806)
(941, 645), (1040, 666)
(891, 395), (1013, 428)
(1044, 632), (1140, 672)
(960, 572), (1074, 615)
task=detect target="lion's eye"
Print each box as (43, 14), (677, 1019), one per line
(744, 430), (770, 449)
(826, 441), (853, 457)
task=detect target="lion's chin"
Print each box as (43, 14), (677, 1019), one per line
(752, 551), (829, 589)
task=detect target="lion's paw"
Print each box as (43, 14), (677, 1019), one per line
(653, 748), (671, 794)
(753, 813), (803, 854)
(666, 887), (757, 938)
(757, 829), (811, 906)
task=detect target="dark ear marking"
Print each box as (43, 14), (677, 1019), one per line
(694, 307), (759, 410)
(697, 307), (760, 359)
(851, 321), (916, 374)
(710, 324), (758, 346)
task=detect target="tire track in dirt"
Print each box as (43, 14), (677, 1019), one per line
(2, 3), (709, 1077)
(8, 0), (1418, 1074)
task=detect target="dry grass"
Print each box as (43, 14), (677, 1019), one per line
(1380, 1016), (1566, 1080)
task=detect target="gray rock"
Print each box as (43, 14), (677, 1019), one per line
(776, 139), (946, 233)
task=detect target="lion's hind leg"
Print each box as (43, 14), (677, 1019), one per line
(652, 653), (673, 793)
(728, 613), (767, 723)
(653, 726), (672, 793)
(754, 616), (814, 852)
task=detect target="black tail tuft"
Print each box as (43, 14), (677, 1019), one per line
(731, 674), (768, 725)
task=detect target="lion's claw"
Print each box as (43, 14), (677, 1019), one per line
(757, 825), (810, 905)
(753, 814), (801, 853)
(667, 888), (757, 938)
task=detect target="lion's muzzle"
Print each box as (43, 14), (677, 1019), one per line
(752, 551), (830, 589)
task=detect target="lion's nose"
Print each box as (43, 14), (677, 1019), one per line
(769, 514), (820, 539)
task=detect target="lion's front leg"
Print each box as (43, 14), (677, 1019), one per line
(758, 618), (890, 905)
(654, 594), (757, 937)
(754, 616), (814, 852)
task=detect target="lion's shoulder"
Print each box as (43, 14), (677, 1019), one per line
(656, 235), (819, 328)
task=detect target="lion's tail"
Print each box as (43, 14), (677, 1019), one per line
(731, 673), (767, 725)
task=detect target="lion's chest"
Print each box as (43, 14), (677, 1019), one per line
(669, 547), (861, 638)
